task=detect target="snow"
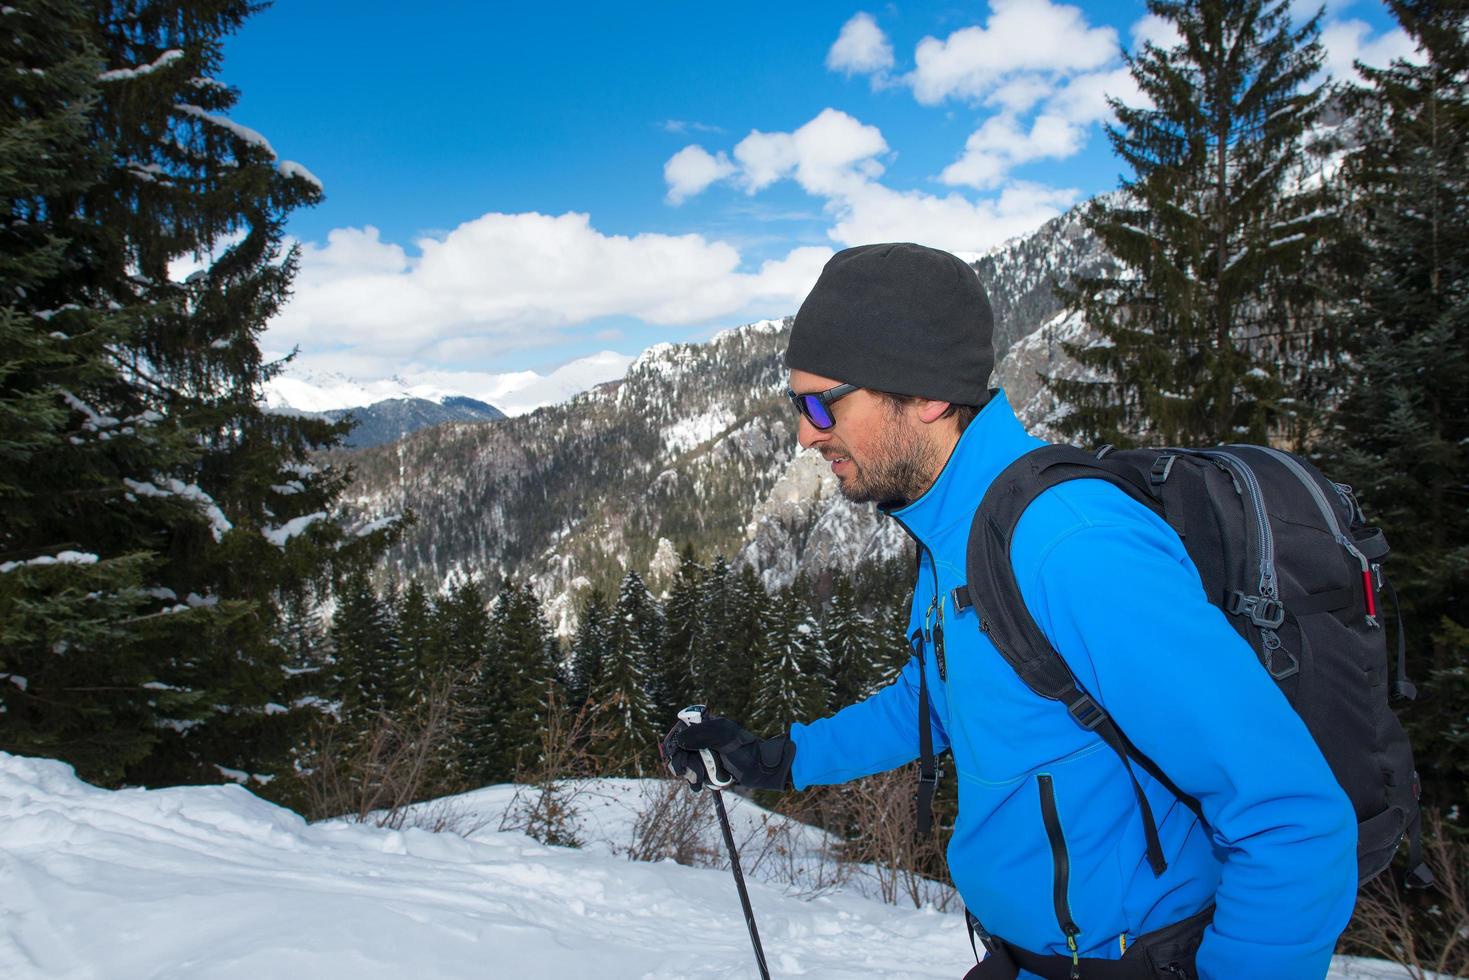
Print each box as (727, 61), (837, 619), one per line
(262, 511), (327, 547)
(121, 478), (233, 541)
(174, 104), (277, 158)
(0, 755), (1427, 980)
(98, 49), (183, 82)
(0, 551), (98, 574)
(262, 351), (632, 418)
(662, 407), (735, 454)
(277, 159), (323, 192)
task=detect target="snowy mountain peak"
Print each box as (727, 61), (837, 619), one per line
(263, 350), (634, 418)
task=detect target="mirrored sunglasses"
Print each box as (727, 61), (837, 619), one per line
(786, 383), (860, 430)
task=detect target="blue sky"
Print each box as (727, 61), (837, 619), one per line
(222, 0), (1408, 391)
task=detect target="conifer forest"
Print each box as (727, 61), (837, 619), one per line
(1, 0), (1466, 970)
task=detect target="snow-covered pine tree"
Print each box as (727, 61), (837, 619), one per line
(689, 555), (735, 711)
(822, 574), (882, 712)
(1324, 0), (1469, 808)
(750, 585), (826, 736)
(0, 0), (397, 788)
(568, 589), (613, 710)
(719, 564), (772, 722)
(1047, 0), (1337, 448)
(787, 573), (832, 716)
(590, 573), (661, 774)
(330, 569), (407, 727)
(653, 544), (703, 722)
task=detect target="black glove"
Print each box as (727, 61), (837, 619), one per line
(661, 715), (795, 791)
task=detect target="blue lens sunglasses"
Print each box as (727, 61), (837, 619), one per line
(786, 382), (859, 430)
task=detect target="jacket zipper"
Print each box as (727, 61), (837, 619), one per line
(887, 511), (946, 680)
(1037, 773), (1082, 976)
(1249, 445), (1379, 626)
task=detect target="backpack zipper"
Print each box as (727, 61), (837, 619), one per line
(1037, 773), (1082, 976)
(1195, 451), (1278, 606)
(1248, 446), (1380, 626)
(1194, 450), (1284, 657)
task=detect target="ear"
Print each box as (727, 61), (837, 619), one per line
(916, 398), (951, 424)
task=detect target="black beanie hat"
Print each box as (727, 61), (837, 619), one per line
(784, 242), (994, 406)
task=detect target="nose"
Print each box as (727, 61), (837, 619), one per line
(796, 414), (827, 450)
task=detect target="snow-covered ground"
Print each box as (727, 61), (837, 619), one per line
(0, 754), (1428, 979)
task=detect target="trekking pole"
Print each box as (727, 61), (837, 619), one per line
(673, 705), (771, 980)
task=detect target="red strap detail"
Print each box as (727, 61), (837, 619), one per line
(1362, 570), (1377, 619)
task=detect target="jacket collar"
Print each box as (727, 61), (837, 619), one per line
(882, 389), (1043, 549)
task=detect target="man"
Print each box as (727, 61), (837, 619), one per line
(663, 243), (1357, 980)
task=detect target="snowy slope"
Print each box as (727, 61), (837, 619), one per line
(0, 755), (1424, 980)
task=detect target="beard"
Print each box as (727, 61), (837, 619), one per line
(834, 413), (941, 507)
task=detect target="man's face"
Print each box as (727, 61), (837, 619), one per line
(787, 368), (938, 507)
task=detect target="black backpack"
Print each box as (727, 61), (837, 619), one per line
(933, 442), (1430, 887)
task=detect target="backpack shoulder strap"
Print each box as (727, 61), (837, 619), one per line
(961, 444), (1177, 876)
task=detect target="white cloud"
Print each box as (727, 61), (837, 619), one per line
(826, 13), (894, 77)
(907, 0), (1118, 106)
(660, 119), (723, 135)
(266, 213), (833, 378)
(940, 113), (1086, 189)
(1046, 66), (1144, 125)
(670, 108), (888, 199)
(1320, 19), (1420, 83)
(1129, 12), (1182, 52)
(827, 179), (1079, 255)
(664, 145), (737, 204)
(664, 107), (1079, 255)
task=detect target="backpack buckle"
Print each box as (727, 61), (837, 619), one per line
(1067, 694), (1107, 731)
(1226, 591), (1286, 629)
(1149, 454), (1177, 486)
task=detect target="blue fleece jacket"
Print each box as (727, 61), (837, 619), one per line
(789, 392), (1357, 980)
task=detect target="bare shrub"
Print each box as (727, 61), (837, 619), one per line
(400, 796), (494, 837)
(833, 765), (957, 911)
(1345, 810), (1469, 980)
(500, 687), (620, 847)
(301, 672), (463, 828)
(738, 788), (853, 897)
(626, 777), (720, 866)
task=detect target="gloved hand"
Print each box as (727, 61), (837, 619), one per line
(660, 714), (796, 791)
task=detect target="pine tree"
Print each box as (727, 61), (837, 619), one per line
(788, 572), (833, 715)
(590, 573), (661, 774)
(396, 580), (436, 703)
(568, 589), (613, 710)
(751, 585), (826, 735)
(330, 569), (406, 727)
(426, 577), (492, 785)
(433, 578), (492, 681)
(1046, 0), (1336, 448)
(464, 581), (558, 783)
(1323, 0), (1469, 809)
(717, 565), (771, 722)
(653, 544), (703, 720)
(687, 555), (734, 708)
(823, 574), (883, 712)
(0, 0), (397, 788)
